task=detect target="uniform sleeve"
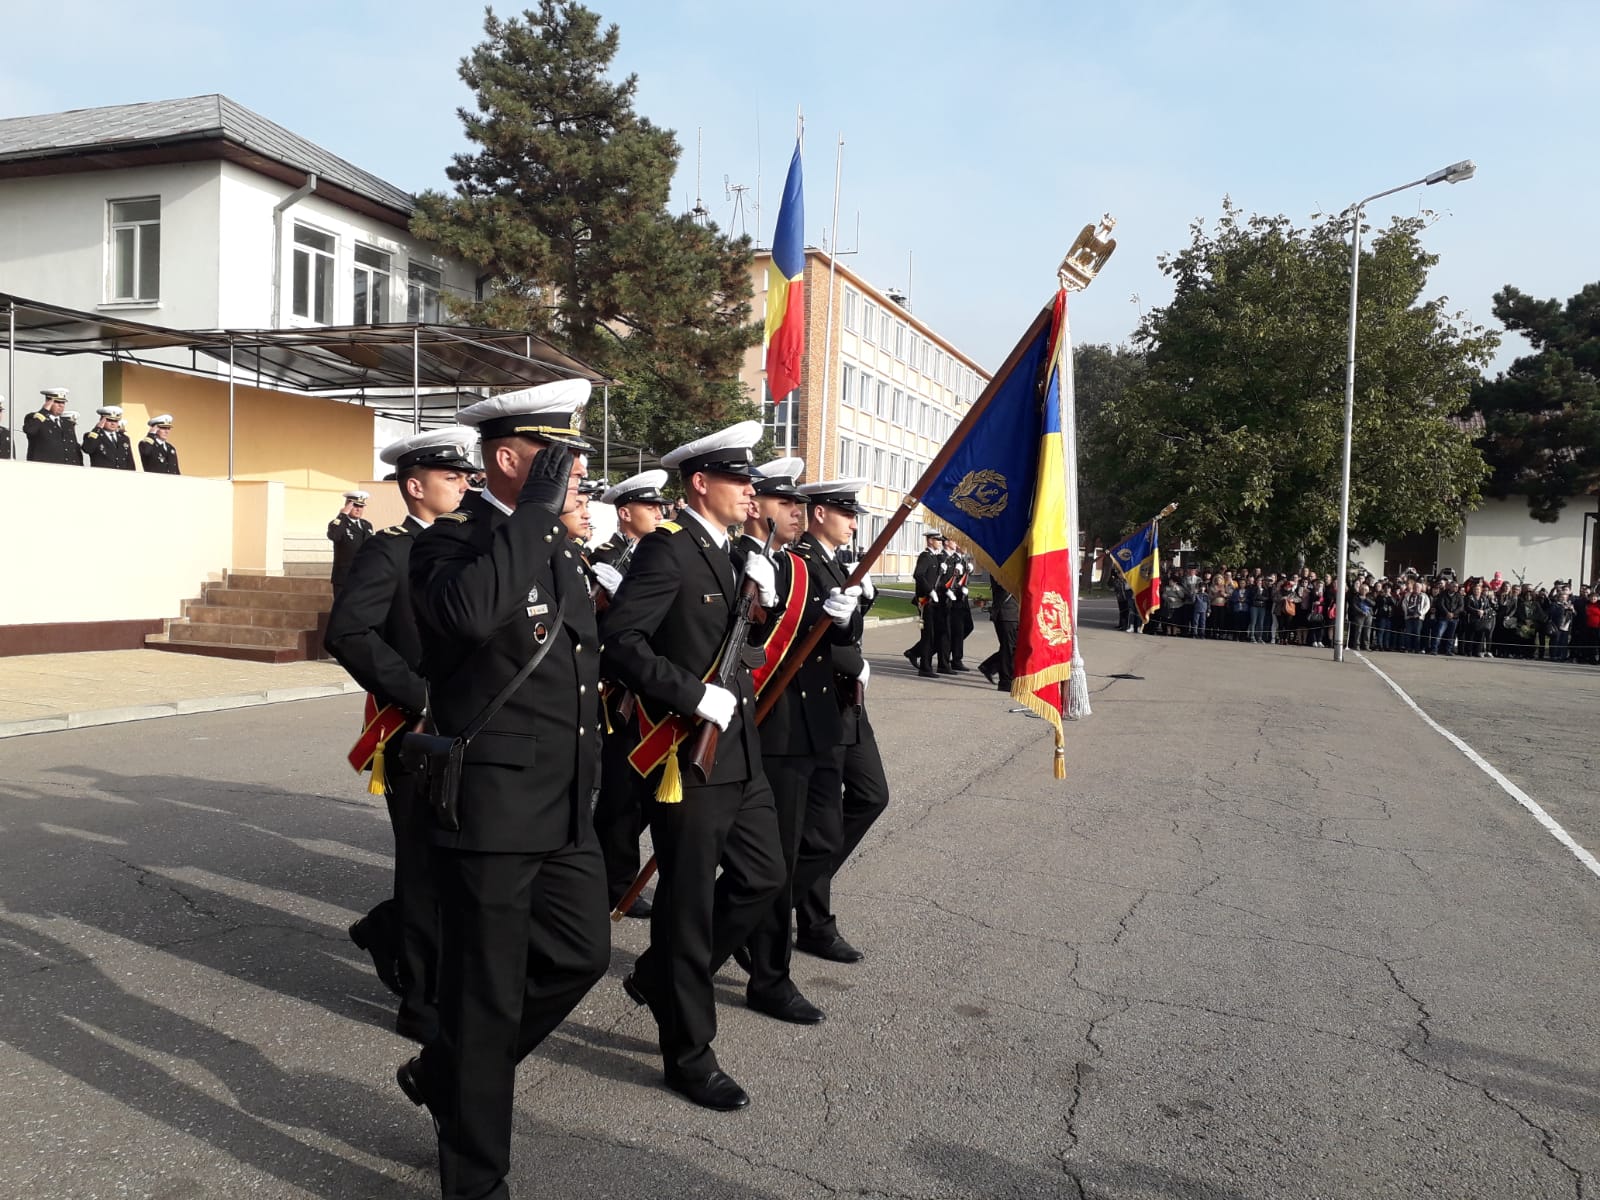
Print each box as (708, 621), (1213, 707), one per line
(324, 536), (428, 715)
(599, 532), (709, 719)
(410, 507), (566, 646)
(327, 517), (343, 543)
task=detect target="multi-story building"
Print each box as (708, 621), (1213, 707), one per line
(740, 249), (990, 576)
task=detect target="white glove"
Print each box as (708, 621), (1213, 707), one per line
(592, 562), (623, 596)
(945, 588), (956, 601)
(824, 585), (862, 627)
(858, 659), (871, 690)
(743, 552), (777, 607)
(64, 411), (80, 422)
(959, 586), (969, 598)
(694, 683), (737, 731)
(858, 573), (875, 601)
(929, 590), (943, 604)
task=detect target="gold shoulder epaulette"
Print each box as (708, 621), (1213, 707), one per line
(140, 436), (155, 445)
(379, 524), (408, 536)
(659, 520), (682, 534)
(86, 430), (99, 440)
(435, 511), (471, 524)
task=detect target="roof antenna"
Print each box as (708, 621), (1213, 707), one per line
(689, 127), (710, 226)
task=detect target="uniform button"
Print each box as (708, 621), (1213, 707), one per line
(801, 690), (807, 698)
(579, 684), (586, 695)
(564, 550), (572, 558)
(578, 725), (586, 735)
(815, 654), (823, 662)
(544, 534), (553, 543)
(574, 644), (582, 652)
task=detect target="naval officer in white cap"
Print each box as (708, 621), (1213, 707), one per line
(82, 406), (135, 470)
(139, 414), (181, 475)
(397, 379), (610, 1200)
(328, 490), (375, 595)
(23, 387), (82, 465)
(601, 419), (789, 1112)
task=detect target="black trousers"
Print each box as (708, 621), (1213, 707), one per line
(419, 835), (610, 1200)
(980, 619), (1019, 690)
(949, 599), (973, 665)
(386, 769), (440, 1041)
(636, 773), (784, 1079)
(796, 713), (889, 943)
(745, 754), (824, 1004)
(916, 601), (951, 671)
(595, 722), (649, 907)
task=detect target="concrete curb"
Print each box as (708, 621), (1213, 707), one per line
(0, 680), (365, 740)
(863, 616), (919, 628)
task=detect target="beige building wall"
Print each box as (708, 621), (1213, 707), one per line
(741, 249), (991, 576)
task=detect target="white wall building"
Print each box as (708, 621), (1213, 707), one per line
(0, 94), (476, 466)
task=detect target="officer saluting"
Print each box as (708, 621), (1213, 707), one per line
(83, 406), (136, 470)
(398, 381), (610, 1200)
(325, 427), (476, 1046)
(328, 491), (374, 595)
(791, 478), (889, 964)
(23, 388), (82, 465)
(601, 420), (785, 1111)
(139, 415), (181, 475)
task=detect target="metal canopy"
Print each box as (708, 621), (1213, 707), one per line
(0, 293), (605, 394)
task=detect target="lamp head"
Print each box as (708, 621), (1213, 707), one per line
(1425, 159), (1476, 185)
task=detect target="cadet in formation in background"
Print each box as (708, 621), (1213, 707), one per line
(907, 530), (952, 676)
(139, 414), (181, 474)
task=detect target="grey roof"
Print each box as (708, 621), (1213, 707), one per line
(0, 94), (416, 215)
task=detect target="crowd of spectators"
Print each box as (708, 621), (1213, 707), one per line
(1130, 565), (1600, 665)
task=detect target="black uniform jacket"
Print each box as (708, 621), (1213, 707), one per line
(913, 549), (941, 600)
(599, 515), (760, 787)
(0, 427), (11, 459)
(590, 531), (631, 569)
(323, 516), (428, 717)
(83, 428), (135, 470)
(755, 533), (854, 757)
(328, 514), (375, 585)
(800, 533), (877, 745)
(409, 489), (600, 853)
(23, 410), (82, 464)
(139, 437), (181, 475)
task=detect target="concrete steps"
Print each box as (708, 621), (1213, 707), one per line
(147, 570), (333, 663)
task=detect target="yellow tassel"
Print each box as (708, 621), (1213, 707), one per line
(368, 742), (388, 795)
(655, 747), (684, 804)
(1053, 734), (1066, 780)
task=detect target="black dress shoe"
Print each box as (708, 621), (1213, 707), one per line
(349, 920), (404, 997)
(747, 990), (826, 1024)
(622, 972), (654, 1009)
(665, 1068), (750, 1111)
(979, 662), (997, 685)
(731, 945), (752, 975)
(902, 647), (919, 666)
(397, 1057), (441, 1133)
(936, 667), (956, 676)
(918, 670), (937, 678)
(795, 933), (864, 964)
(625, 896), (653, 919)
(951, 663), (971, 672)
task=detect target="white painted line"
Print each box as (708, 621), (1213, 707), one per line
(1357, 652), (1600, 882)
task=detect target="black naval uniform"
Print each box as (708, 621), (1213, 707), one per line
(981, 579), (1020, 690)
(739, 532), (849, 1013)
(590, 532), (652, 908)
(948, 554), (974, 669)
(911, 545), (949, 674)
(23, 408), (82, 465)
(323, 516), (439, 1043)
(599, 511), (785, 1085)
(590, 530), (631, 568)
(408, 487), (610, 1200)
(0, 425), (11, 459)
(139, 435), (181, 475)
(328, 512), (375, 593)
(82, 425), (136, 470)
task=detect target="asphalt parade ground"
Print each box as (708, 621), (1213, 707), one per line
(1, 610), (1597, 1199)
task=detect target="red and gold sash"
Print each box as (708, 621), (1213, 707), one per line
(347, 693), (409, 796)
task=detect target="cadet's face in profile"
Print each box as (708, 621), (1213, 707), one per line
(815, 504), (855, 548)
(696, 471), (755, 528)
(411, 468), (469, 515)
(755, 495), (802, 541)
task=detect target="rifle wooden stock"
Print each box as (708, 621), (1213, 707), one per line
(687, 721), (719, 785)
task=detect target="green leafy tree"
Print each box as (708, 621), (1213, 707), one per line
(1082, 200), (1496, 568)
(1071, 342), (1147, 545)
(410, 2), (761, 453)
(1467, 283), (1600, 520)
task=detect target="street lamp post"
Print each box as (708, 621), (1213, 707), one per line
(1332, 159), (1476, 663)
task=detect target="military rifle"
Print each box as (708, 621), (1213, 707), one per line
(687, 517), (773, 783)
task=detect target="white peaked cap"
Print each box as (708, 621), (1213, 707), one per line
(96, 406), (124, 418)
(456, 379), (593, 449)
(343, 490), (372, 501)
(659, 419), (763, 474)
(600, 469), (669, 506)
(754, 456), (805, 481)
(797, 477), (871, 515)
(380, 427), (478, 469)
(148, 414), (174, 426)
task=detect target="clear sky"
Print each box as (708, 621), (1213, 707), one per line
(4, 0), (1595, 373)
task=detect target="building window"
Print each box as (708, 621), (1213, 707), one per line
(353, 245), (392, 324)
(292, 223), (336, 323)
(841, 363), (857, 407)
(891, 388), (905, 425)
(839, 435), (852, 475)
(764, 394), (797, 450)
(407, 262), (443, 323)
(876, 379), (890, 417)
(856, 443), (868, 477)
(108, 197), (160, 302)
(873, 447), (885, 482)
(859, 370), (875, 409)
(862, 305), (876, 345)
(893, 321), (907, 361)
(844, 289), (859, 331)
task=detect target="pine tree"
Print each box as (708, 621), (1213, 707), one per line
(411, 3), (761, 451)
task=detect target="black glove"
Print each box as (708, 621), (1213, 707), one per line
(517, 445), (574, 514)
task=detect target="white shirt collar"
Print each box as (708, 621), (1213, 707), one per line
(680, 503), (729, 549)
(481, 489), (515, 518)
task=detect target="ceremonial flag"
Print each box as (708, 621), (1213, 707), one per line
(763, 142), (805, 402)
(922, 292), (1076, 776)
(1108, 520), (1161, 625)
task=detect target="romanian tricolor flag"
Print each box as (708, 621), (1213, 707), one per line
(922, 292), (1077, 776)
(1108, 520), (1160, 626)
(763, 142), (805, 402)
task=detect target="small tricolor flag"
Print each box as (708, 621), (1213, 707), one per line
(1107, 521), (1161, 626)
(763, 142), (805, 402)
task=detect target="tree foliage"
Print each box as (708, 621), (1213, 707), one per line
(1081, 200), (1497, 567)
(1071, 342), (1147, 544)
(410, 2), (761, 453)
(1467, 283), (1600, 520)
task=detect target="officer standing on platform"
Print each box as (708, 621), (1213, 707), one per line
(0, 396), (11, 460)
(398, 381), (610, 1200)
(791, 477), (889, 965)
(82, 406), (136, 470)
(328, 491), (374, 595)
(139, 415), (181, 474)
(601, 420), (785, 1112)
(23, 388), (82, 465)
(589, 469), (670, 918)
(906, 531), (950, 676)
(325, 428), (476, 1045)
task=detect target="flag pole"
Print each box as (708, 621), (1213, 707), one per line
(815, 133), (844, 474)
(1059, 295), (1090, 719)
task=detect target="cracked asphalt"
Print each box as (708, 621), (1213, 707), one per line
(1, 610), (1596, 1199)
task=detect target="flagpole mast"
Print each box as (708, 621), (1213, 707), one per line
(783, 108), (804, 456)
(1059, 297), (1090, 718)
(815, 133), (844, 475)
